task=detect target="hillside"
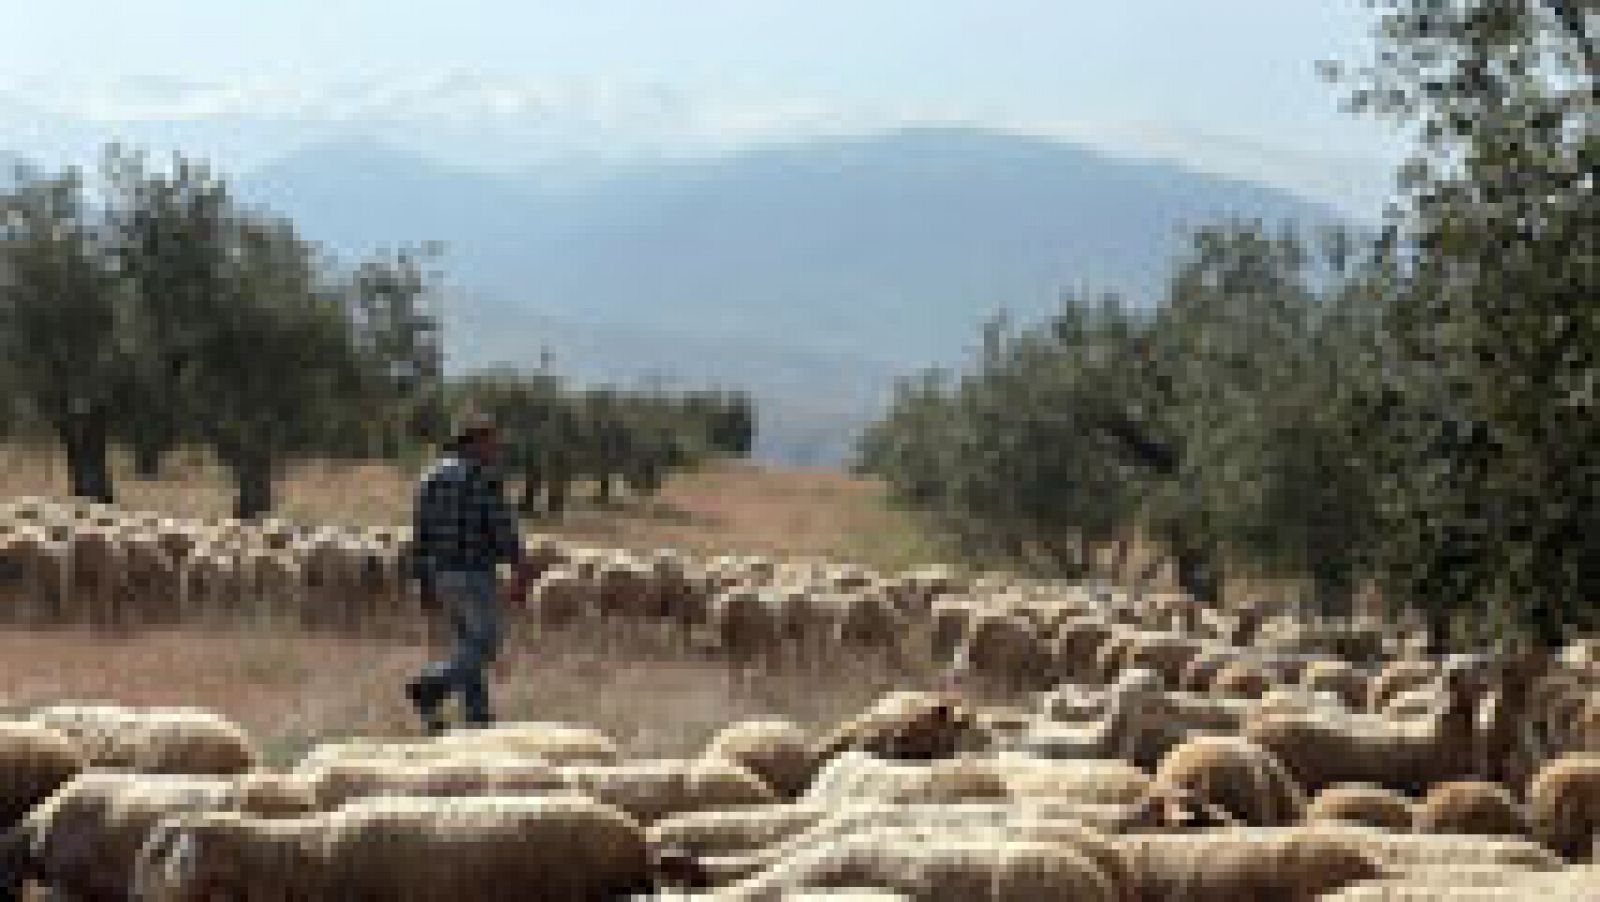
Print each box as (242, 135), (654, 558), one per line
(243, 128), (1340, 463)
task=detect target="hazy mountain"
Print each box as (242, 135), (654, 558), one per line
(230, 127), (1341, 463)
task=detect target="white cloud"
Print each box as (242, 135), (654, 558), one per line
(0, 71), (1393, 214)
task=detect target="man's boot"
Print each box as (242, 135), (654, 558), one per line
(405, 674), (448, 736)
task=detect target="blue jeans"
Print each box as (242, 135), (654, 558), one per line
(419, 569), (501, 725)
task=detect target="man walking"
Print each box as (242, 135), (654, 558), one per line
(405, 412), (533, 733)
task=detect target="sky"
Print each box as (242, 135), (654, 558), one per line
(0, 1), (1409, 215)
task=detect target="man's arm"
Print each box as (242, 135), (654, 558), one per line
(477, 471), (533, 601)
(408, 473), (442, 612)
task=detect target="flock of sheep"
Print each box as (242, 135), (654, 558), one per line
(0, 494), (1597, 900)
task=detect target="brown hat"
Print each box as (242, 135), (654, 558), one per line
(450, 410), (498, 445)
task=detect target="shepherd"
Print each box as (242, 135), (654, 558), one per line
(404, 411), (535, 734)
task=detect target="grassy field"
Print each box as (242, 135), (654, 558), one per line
(0, 441), (953, 760)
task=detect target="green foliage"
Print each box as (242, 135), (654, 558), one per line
(451, 371), (756, 516)
(858, 227), (1387, 601)
(862, 1), (1595, 648)
(1333, 0), (1599, 648)
(0, 164), (128, 501)
(1, 145), (449, 516)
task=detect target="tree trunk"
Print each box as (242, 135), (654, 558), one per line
(546, 476), (569, 516)
(1480, 646), (1549, 787)
(519, 468), (544, 514)
(1174, 545), (1220, 606)
(59, 412), (114, 504)
(231, 453), (276, 520)
(1311, 571), (1354, 620)
(131, 437), (166, 480)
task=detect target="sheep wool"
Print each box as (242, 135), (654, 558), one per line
(704, 720), (820, 800)
(1150, 735), (1307, 827)
(558, 759), (776, 824)
(0, 722), (83, 831)
(1305, 784), (1417, 833)
(724, 832), (1121, 902)
(1118, 828), (1383, 902)
(138, 794), (653, 902)
(1526, 753), (1600, 862)
(1413, 781), (1528, 838)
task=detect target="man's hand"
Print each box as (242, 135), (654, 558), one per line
(502, 560), (537, 607)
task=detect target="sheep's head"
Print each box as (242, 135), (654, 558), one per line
(1115, 785), (1239, 832)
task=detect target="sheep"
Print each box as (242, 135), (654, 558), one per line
(0, 723), (83, 832)
(1048, 616), (1116, 685)
(134, 794), (652, 901)
(1179, 647), (1242, 693)
(957, 613), (1054, 692)
(1526, 753), (1599, 861)
(1017, 668), (1203, 769)
(988, 753), (1152, 807)
(297, 722), (619, 768)
(11, 772), (273, 900)
(803, 753), (1012, 807)
(29, 705), (258, 775)
(648, 804), (831, 859)
(1305, 784), (1417, 832)
(1116, 827), (1383, 902)
(1211, 659), (1274, 699)
(1147, 735), (1306, 827)
(1243, 656), (1486, 794)
(722, 832), (1123, 902)
(1412, 781), (1527, 838)
(1036, 681), (1110, 723)
(1317, 866), (1600, 901)
(1300, 658), (1372, 710)
(1265, 824), (1563, 872)
(302, 758), (568, 809)
(1118, 632), (1208, 689)
(556, 759), (776, 824)
(703, 719), (820, 800)
(814, 692), (989, 763)
(1369, 659), (1440, 712)
(711, 587), (784, 667)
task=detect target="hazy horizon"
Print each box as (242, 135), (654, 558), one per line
(5, 1), (1407, 218)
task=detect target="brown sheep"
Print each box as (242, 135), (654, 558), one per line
(958, 612), (1054, 692)
(1413, 781), (1527, 838)
(703, 720), (820, 800)
(0, 723), (84, 831)
(1245, 656), (1486, 795)
(1149, 735), (1307, 827)
(814, 692), (989, 763)
(1526, 753), (1600, 861)
(1117, 828), (1383, 902)
(710, 587), (783, 667)
(1304, 784), (1416, 832)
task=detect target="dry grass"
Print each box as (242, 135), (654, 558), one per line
(0, 440), (954, 765)
(0, 620), (934, 768)
(0, 442), (941, 571)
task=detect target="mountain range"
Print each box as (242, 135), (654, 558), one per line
(23, 126), (1347, 464)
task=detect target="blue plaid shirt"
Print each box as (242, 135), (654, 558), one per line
(407, 454), (524, 583)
